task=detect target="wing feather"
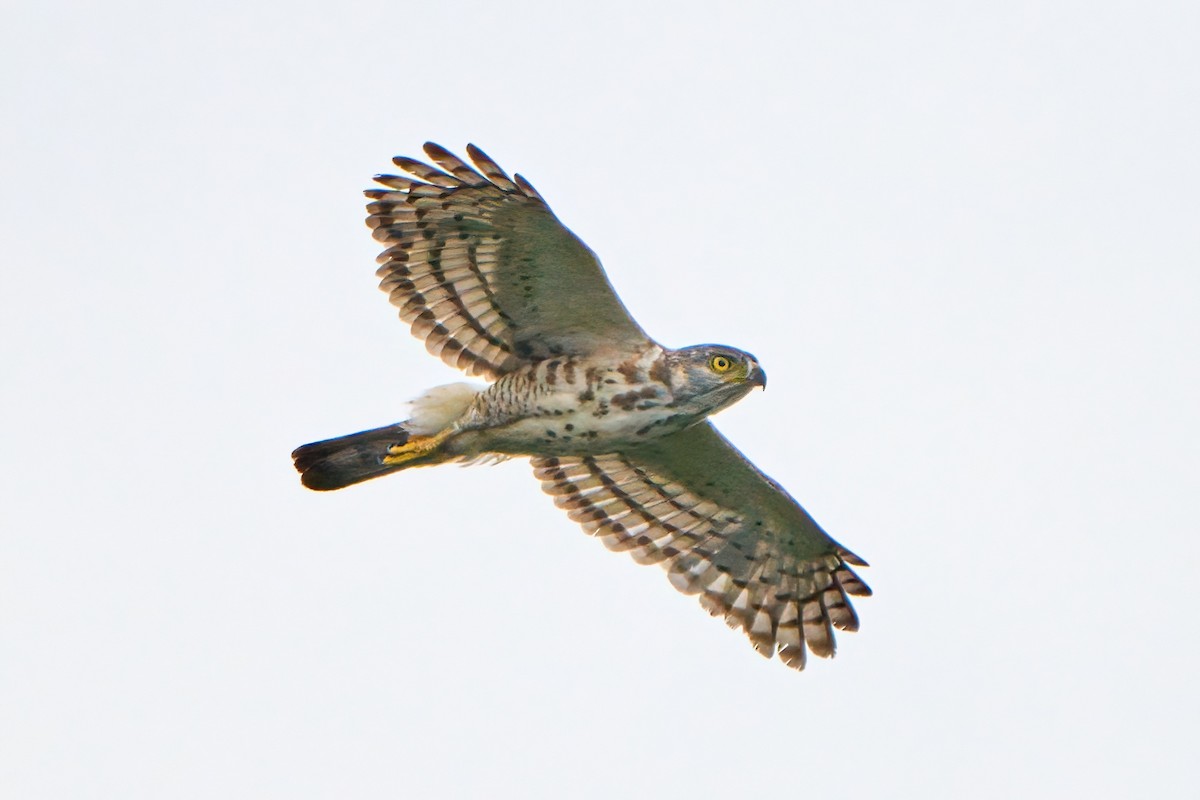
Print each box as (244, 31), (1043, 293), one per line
(465, 143), (521, 192)
(422, 142), (490, 186)
(531, 422), (870, 670)
(367, 143), (650, 379)
(390, 156), (467, 188)
(512, 173), (545, 202)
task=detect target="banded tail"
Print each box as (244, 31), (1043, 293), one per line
(292, 424), (414, 490)
(293, 383), (481, 491)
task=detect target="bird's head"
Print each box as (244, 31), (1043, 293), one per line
(665, 344), (766, 417)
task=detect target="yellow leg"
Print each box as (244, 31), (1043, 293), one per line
(382, 427), (454, 467)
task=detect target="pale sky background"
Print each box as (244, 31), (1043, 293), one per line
(3, 1), (1198, 798)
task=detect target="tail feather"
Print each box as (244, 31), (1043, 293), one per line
(295, 383), (481, 491)
(292, 423), (413, 491)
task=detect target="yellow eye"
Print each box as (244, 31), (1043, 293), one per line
(710, 355), (733, 373)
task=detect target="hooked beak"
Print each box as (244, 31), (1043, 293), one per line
(747, 361), (767, 390)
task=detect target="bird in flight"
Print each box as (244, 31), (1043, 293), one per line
(293, 143), (870, 670)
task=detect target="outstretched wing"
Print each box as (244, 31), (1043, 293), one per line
(531, 422), (870, 670)
(366, 143), (651, 380)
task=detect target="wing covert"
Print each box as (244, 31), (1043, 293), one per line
(367, 143), (651, 379)
(531, 422), (870, 670)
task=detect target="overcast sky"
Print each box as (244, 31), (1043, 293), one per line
(3, 1), (1198, 798)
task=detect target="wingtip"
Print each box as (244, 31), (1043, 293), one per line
(513, 172), (544, 201)
(840, 548), (869, 568)
(391, 155), (425, 171)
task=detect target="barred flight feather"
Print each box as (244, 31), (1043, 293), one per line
(531, 447), (871, 671)
(367, 143), (649, 380)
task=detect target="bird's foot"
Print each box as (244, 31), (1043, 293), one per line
(382, 427), (453, 466)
